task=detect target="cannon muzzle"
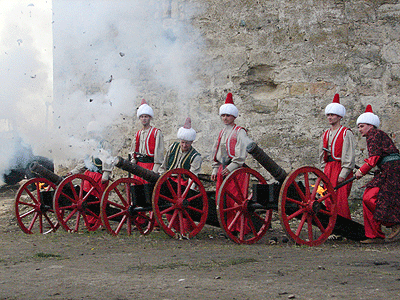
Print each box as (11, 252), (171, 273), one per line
(29, 161), (64, 185)
(246, 142), (288, 183)
(114, 156), (161, 183)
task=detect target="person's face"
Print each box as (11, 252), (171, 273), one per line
(180, 140), (192, 152)
(221, 114), (236, 126)
(139, 114), (152, 127)
(326, 113), (342, 126)
(358, 123), (374, 137)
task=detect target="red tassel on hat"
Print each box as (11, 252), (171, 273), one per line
(225, 93), (234, 104)
(333, 94), (340, 103)
(140, 99), (147, 105)
(365, 104), (373, 113)
(183, 117), (191, 129)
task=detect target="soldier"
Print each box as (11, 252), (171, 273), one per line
(159, 117), (202, 235)
(319, 94), (355, 223)
(159, 117), (201, 177)
(129, 99), (164, 183)
(355, 105), (400, 244)
(211, 92), (249, 234)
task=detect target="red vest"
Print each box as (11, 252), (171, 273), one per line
(134, 127), (159, 159)
(213, 125), (244, 161)
(323, 126), (350, 162)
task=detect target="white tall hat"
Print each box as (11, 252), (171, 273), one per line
(356, 104), (380, 128)
(219, 93), (238, 118)
(325, 94), (346, 117)
(177, 117), (196, 142)
(137, 99), (154, 118)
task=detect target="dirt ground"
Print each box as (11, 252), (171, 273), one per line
(1, 184), (400, 300)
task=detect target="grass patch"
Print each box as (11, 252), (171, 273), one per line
(33, 252), (61, 259)
(127, 257), (258, 272)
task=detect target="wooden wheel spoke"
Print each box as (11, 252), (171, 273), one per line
(221, 205), (238, 214)
(227, 210), (241, 232)
(186, 192), (203, 203)
(114, 187), (129, 207)
(287, 206), (307, 221)
(167, 210), (179, 229)
(24, 189), (38, 204)
(165, 179), (177, 199)
(106, 200), (126, 211)
(307, 215), (314, 241)
(67, 182), (78, 199)
(160, 205), (175, 215)
(286, 197), (306, 207)
(295, 213), (307, 236)
(27, 213), (39, 231)
(74, 211), (82, 231)
(18, 201), (36, 208)
(312, 214), (326, 233)
(107, 210), (126, 220)
(159, 193), (175, 204)
(43, 213), (57, 229)
(182, 210), (196, 230)
(232, 177), (246, 204)
(310, 177), (322, 200)
(64, 208), (78, 223)
(20, 208), (36, 219)
(113, 215), (127, 234)
(224, 189), (242, 205)
(59, 191), (77, 205)
(186, 205), (204, 214)
(291, 181), (306, 202)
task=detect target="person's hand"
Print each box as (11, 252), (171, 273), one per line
(355, 169), (363, 179)
(211, 174), (217, 181)
(221, 168), (230, 177)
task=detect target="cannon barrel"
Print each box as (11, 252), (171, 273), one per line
(29, 161), (64, 185)
(114, 156), (161, 183)
(246, 142), (288, 183)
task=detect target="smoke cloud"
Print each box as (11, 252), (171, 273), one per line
(0, 0), (205, 184)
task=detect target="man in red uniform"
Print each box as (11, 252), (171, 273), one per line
(211, 92), (249, 234)
(129, 99), (164, 183)
(355, 105), (400, 244)
(319, 94), (355, 223)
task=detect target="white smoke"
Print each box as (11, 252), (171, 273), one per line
(0, 0), (52, 183)
(0, 0), (205, 183)
(52, 0), (205, 163)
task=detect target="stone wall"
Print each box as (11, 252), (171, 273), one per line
(116, 0), (400, 199)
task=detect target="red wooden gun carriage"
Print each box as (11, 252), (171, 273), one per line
(14, 143), (366, 246)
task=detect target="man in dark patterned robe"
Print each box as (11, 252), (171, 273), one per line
(355, 105), (400, 244)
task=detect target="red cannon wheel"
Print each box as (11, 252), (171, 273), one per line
(217, 167), (273, 244)
(101, 178), (155, 236)
(278, 166), (337, 246)
(152, 169), (208, 239)
(15, 178), (59, 234)
(53, 174), (103, 232)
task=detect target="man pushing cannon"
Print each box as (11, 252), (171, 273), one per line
(355, 105), (400, 244)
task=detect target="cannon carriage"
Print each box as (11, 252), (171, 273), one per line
(15, 162), (105, 234)
(216, 142), (367, 246)
(14, 143), (366, 246)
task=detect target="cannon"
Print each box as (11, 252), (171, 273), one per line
(15, 162), (105, 234)
(100, 156), (212, 239)
(214, 142), (366, 246)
